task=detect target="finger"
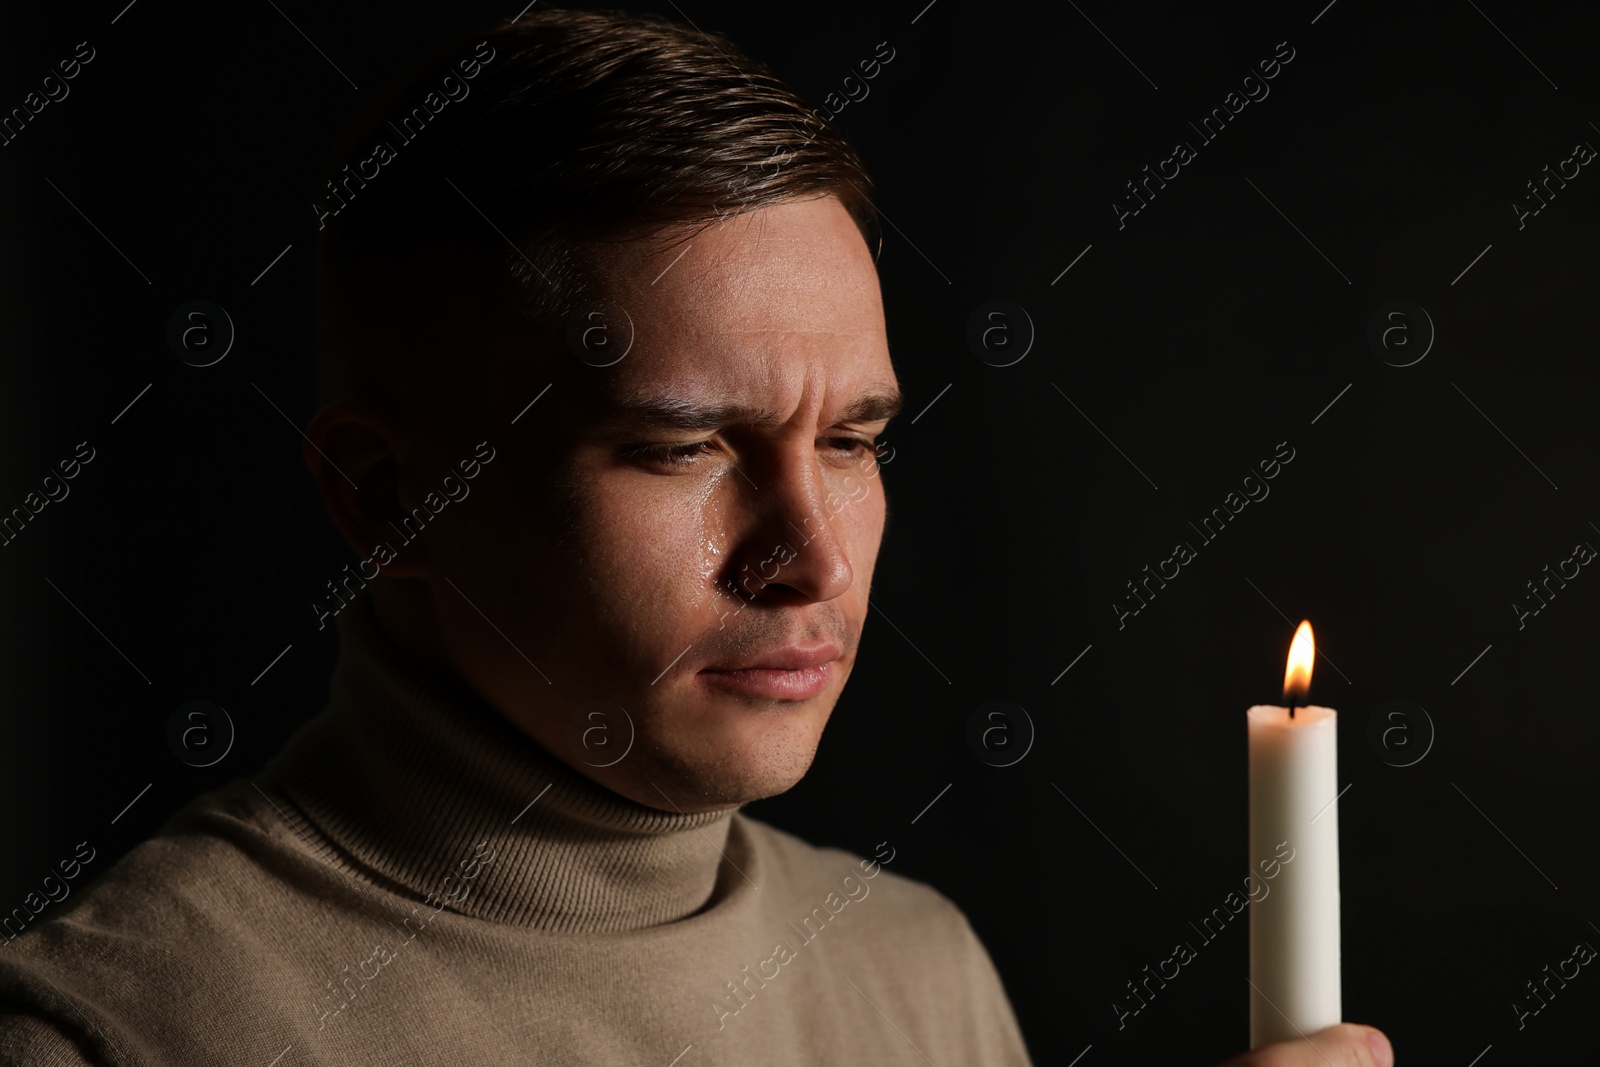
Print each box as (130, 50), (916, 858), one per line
(1216, 1022), (1393, 1067)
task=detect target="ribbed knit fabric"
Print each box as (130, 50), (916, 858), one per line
(261, 593), (739, 935)
(0, 597), (1035, 1066)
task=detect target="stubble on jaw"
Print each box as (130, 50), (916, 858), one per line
(627, 704), (829, 811)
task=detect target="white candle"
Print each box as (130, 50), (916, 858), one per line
(1247, 620), (1341, 1048)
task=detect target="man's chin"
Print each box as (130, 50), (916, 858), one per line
(619, 718), (823, 812)
(655, 773), (803, 811)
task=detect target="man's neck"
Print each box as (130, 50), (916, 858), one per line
(370, 576), (456, 679)
(256, 592), (742, 933)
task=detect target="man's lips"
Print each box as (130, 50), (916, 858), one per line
(697, 643), (842, 699)
(700, 644), (842, 672)
(697, 662), (834, 699)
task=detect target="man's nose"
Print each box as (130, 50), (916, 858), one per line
(726, 448), (857, 606)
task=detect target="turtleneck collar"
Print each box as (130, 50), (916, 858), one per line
(254, 595), (739, 934)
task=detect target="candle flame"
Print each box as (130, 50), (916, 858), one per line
(1283, 620), (1315, 703)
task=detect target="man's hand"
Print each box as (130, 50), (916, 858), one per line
(1217, 1023), (1394, 1067)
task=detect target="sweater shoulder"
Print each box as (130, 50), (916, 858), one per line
(0, 779), (306, 1066)
(733, 812), (969, 928)
(728, 813), (1035, 1064)
(3, 778), (287, 954)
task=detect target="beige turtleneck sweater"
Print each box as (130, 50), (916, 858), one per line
(0, 597), (1034, 1065)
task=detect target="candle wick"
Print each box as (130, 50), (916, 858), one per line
(1289, 704), (1297, 720)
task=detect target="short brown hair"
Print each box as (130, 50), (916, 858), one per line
(312, 6), (880, 414)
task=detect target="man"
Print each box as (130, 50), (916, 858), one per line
(0, 8), (1393, 1065)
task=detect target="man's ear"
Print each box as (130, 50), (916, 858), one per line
(302, 400), (430, 580)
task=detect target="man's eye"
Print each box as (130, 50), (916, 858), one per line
(620, 436), (875, 470)
(823, 436), (878, 459)
(620, 441), (718, 468)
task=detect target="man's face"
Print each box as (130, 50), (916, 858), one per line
(421, 195), (900, 813)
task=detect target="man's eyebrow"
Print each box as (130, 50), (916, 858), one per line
(834, 390), (903, 425)
(596, 390), (903, 433)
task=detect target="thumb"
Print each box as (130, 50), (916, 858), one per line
(1218, 1022), (1393, 1067)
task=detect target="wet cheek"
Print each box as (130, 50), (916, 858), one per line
(699, 494), (727, 588)
(581, 484), (723, 607)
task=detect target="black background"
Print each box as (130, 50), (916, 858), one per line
(3, 1), (1597, 1064)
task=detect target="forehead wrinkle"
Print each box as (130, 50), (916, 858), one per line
(596, 371), (902, 435)
(652, 222), (866, 326)
(592, 199), (892, 435)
